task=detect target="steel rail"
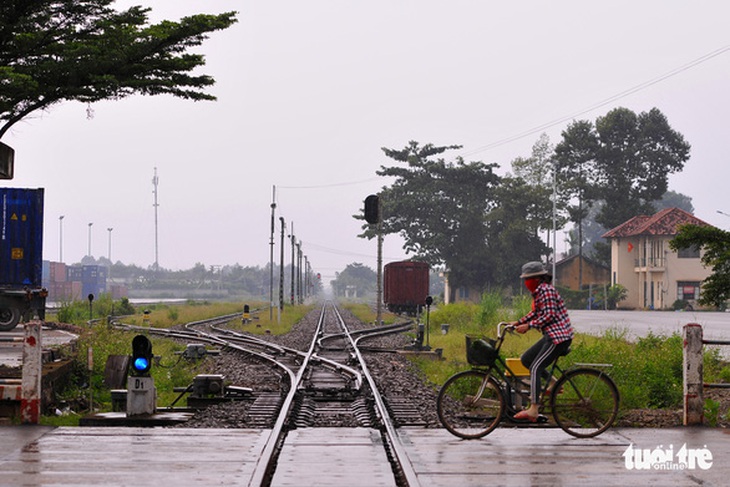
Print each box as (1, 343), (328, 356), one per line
(333, 304), (422, 487)
(247, 302), (328, 487)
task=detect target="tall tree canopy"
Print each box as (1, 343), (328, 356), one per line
(509, 133), (564, 262)
(554, 107), (690, 284)
(555, 107), (690, 233)
(0, 0), (237, 138)
(554, 119), (600, 263)
(361, 141), (548, 291)
(594, 107), (690, 229)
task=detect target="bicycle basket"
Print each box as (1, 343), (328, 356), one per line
(466, 335), (498, 366)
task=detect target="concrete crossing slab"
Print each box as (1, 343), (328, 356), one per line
(1, 425), (728, 486)
(398, 426), (730, 486)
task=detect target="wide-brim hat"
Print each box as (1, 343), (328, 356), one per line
(520, 261), (549, 278)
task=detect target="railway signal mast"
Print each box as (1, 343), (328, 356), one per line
(364, 194), (382, 325)
(127, 335), (156, 416)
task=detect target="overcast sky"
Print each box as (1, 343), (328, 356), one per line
(5, 1), (730, 282)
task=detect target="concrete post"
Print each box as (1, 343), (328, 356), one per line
(126, 376), (156, 416)
(21, 320), (42, 424)
(683, 323), (704, 426)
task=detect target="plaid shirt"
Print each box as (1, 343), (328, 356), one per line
(516, 282), (573, 344)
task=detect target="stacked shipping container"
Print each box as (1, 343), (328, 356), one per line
(43, 263), (115, 302)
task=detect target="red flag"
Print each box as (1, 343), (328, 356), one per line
(627, 242), (634, 253)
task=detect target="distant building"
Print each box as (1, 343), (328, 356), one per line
(602, 207), (713, 310)
(554, 254), (610, 291)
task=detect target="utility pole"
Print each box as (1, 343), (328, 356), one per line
(552, 159), (558, 285)
(279, 217), (285, 311)
(107, 227), (113, 261)
(152, 167), (160, 271)
(59, 215), (64, 262)
(297, 241), (302, 304)
(304, 256), (310, 300)
(107, 227), (113, 281)
(377, 217), (383, 325)
(290, 223), (296, 305)
(87, 222), (93, 257)
(269, 186), (276, 320)
(365, 194), (382, 326)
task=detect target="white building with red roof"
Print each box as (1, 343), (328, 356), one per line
(601, 207), (713, 310)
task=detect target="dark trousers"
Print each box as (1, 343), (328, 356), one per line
(521, 335), (572, 405)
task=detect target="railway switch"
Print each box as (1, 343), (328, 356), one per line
(182, 344), (208, 360)
(191, 374), (225, 398)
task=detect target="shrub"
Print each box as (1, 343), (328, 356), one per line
(476, 291), (503, 327)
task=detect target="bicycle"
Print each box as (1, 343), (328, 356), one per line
(436, 322), (619, 439)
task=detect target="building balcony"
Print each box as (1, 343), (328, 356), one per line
(634, 257), (666, 272)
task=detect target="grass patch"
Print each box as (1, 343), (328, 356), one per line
(340, 302), (398, 325)
(49, 296), (728, 423)
(415, 299), (725, 412)
(229, 304), (316, 335)
(45, 301), (312, 424)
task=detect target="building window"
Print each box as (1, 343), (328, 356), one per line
(677, 281), (701, 301)
(677, 245), (700, 258)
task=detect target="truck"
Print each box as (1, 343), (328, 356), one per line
(383, 260), (429, 315)
(0, 188), (46, 331)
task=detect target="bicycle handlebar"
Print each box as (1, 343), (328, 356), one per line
(497, 321), (516, 339)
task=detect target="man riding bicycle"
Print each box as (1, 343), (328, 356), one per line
(509, 261), (573, 422)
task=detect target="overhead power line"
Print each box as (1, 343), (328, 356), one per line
(461, 44), (730, 158)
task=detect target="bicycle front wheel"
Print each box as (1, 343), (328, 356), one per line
(551, 368), (619, 438)
(437, 370), (504, 439)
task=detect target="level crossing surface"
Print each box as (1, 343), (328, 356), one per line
(1, 425), (728, 486)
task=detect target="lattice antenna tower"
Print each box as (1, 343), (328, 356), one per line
(152, 167), (160, 271)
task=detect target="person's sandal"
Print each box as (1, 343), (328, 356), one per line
(546, 379), (563, 395)
(514, 410), (538, 422)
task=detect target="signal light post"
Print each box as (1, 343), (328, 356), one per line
(365, 194), (382, 326)
(127, 335), (156, 416)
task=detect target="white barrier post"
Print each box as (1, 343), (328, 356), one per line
(21, 320), (42, 424)
(683, 323), (704, 426)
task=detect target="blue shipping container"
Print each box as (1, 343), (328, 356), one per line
(0, 188), (44, 288)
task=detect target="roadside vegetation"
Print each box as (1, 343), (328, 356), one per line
(42, 298), (312, 426)
(44, 296), (729, 426)
(408, 292), (729, 420)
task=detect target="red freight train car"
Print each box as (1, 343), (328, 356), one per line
(383, 261), (429, 315)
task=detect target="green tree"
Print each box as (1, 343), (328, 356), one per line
(362, 141), (551, 292)
(593, 107), (690, 230)
(364, 141), (501, 290)
(0, 1), (237, 138)
(509, 133), (566, 262)
(555, 108), (691, 233)
(670, 225), (730, 308)
(554, 119), (600, 287)
(488, 176), (551, 286)
(331, 263), (376, 298)
(599, 284), (628, 310)
(655, 190), (694, 213)
(511, 133), (554, 187)
(555, 108), (690, 284)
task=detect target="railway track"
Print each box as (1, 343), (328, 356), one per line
(115, 301), (430, 486)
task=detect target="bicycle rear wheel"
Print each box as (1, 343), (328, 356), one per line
(437, 370), (504, 439)
(551, 368), (619, 438)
